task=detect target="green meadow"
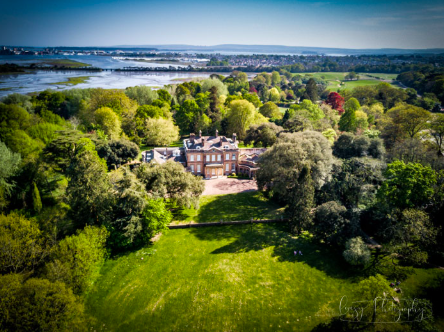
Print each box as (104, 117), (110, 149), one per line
(172, 192), (284, 224)
(85, 223), (444, 331)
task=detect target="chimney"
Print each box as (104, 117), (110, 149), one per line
(199, 130), (202, 137)
(190, 133), (195, 143)
(215, 129), (219, 138)
(232, 133), (237, 142)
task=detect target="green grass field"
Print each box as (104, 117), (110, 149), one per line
(302, 72), (399, 92)
(85, 223), (444, 331)
(172, 192), (284, 224)
(50, 76), (91, 86)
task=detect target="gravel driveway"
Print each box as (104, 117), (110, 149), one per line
(202, 177), (258, 196)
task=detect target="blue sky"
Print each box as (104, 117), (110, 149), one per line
(0, 0), (443, 49)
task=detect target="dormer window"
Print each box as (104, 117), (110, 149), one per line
(196, 146), (201, 150)
(224, 145), (229, 149)
(173, 149), (180, 157)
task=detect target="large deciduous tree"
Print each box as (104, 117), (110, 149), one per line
(226, 100), (256, 140)
(136, 161), (205, 209)
(142, 117), (180, 147)
(257, 131), (334, 200)
(244, 122), (284, 147)
(325, 92), (345, 114)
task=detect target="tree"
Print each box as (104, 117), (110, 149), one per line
(0, 274), (86, 331)
(142, 117), (180, 146)
(343, 237), (371, 265)
(201, 78), (228, 96)
(125, 85), (158, 105)
(377, 160), (437, 209)
(271, 71), (281, 85)
(0, 212), (48, 274)
(339, 98), (360, 132)
(244, 122), (284, 147)
(322, 128), (337, 145)
(268, 88), (280, 103)
(430, 113), (444, 155)
(325, 92), (345, 114)
(313, 201), (355, 246)
(384, 209), (437, 265)
(97, 139), (139, 170)
(226, 100), (256, 140)
(305, 78), (318, 102)
(108, 167), (149, 249)
(32, 182), (42, 213)
(333, 133), (371, 159)
(175, 99), (201, 134)
(136, 161), (204, 209)
(89, 89), (137, 116)
(66, 138), (113, 228)
(257, 131), (334, 200)
(355, 110), (369, 131)
(259, 101), (281, 119)
(45, 225), (108, 294)
(357, 274), (395, 322)
(291, 99), (325, 122)
(286, 165), (315, 234)
(136, 104), (164, 120)
(141, 199), (172, 240)
(0, 141), (21, 209)
(94, 107), (121, 140)
(380, 103), (431, 147)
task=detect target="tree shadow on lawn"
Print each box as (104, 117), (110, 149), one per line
(192, 192), (283, 223)
(190, 224), (360, 280)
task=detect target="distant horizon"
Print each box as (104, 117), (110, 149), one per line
(1, 0), (443, 49)
(3, 44), (444, 52)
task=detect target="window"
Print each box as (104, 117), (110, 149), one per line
(217, 154), (221, 161)
(225, 153), (229, 161)
(224, 145), (229, 149)
(191, 165), (194, 173)
(206, 155), (210, 162)
(225, 163), (229, 171)
(211, 155), (215, 162)
(197, 154), (201, 161)
(212, 168), (215, 175)
(197, 165), (201, 173)
(190, 154), (194, 162)
(232, 163), (235, 171)
(232, 154), (236, 160)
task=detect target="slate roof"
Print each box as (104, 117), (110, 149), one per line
(186, 135), (238, 150)
(143, 148), (186, 164)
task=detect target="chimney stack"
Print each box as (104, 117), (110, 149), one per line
(232, 133), (237, 142)
(215, 129), (219, 138)
(190, 133), (195, 143)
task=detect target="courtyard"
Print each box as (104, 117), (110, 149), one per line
(202, 177), (258, 196)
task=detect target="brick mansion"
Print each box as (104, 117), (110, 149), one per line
(143, 130), (266, 179)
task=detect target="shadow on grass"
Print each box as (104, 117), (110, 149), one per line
(189, 192), (283, 223)
(190, 223), (360, 280)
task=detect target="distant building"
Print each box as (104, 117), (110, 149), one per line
(143, 130), (267, 179)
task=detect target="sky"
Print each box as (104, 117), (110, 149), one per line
(0, 0), (443, 49)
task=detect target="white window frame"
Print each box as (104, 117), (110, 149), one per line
(190, 154), (194, 162)
(191, 165), (194, 173)
(232, 154), (236, 160)
(225, 153), (229, 161)
(212, 155), (215, 162)
(231, 163), (235, 171)
(206, 155), (210, 162)
(217, 154), (221, 161)
(225, 163), (229, 171)
(197, 165), (201, 173)
(197, 154), (201, 161)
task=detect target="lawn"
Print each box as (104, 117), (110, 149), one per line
(301, 72), (399, 92)
(172, 192), (284, 224)
(85, 224), (444, 331)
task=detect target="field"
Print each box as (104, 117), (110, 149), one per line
(172, 192), (284, 224)
(43, 59), (92, 68)
(49, 76), (91, 86)
(85, 223), (444, 331)
(302, 72), (399, 92)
